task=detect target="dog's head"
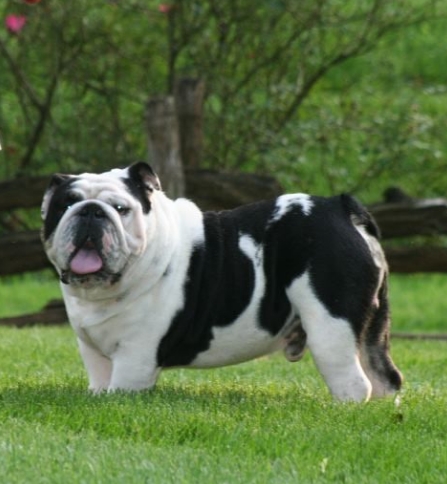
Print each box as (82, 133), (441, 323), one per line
(41, 162), (161, 289)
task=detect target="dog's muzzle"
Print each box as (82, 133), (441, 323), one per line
(68, 203), (107, 275)
(58, 202), (124, 286)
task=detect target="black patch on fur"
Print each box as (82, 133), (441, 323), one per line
(340, 193), (381, 239)
(42, 176), (81, 240)
(157, 203), (276, 368)
(123, 162), (160, 214)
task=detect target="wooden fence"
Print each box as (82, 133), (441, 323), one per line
(1, 78), (447, 328)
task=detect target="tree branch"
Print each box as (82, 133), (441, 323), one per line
(0, 37), (43, 110)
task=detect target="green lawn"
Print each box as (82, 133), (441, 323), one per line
(0, 273), (447, 482)
(389, 274), (447, 333)
(0, 326), (446, 484)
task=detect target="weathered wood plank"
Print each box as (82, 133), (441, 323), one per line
(0, 300), (67, 327)
(369, 198), (447, 239)
(384, 246), (447, 273)
(391, 332), (447, 341)
(0, 229), (51, 275)
(0, 175), (49, 211)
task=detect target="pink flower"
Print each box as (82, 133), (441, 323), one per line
(5, 14), (27, 34)
(158, 4), (173, 14)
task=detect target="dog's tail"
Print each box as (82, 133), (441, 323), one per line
(340, 193), (380, 240)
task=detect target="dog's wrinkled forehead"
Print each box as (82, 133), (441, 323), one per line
(73, 163), (160, 209)
(43, 162), (160, 216)
(72, 169), (132, 201)
(41, 162), (161, 241)
(71, 172), (120, 195)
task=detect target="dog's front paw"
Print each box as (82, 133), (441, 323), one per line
(89, 384), (108, 395)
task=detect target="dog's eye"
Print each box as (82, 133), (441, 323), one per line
(114, 204), (130, 216)
(60, 195), (80, 213)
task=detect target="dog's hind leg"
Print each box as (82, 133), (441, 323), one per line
(359, 276), (403, 398)
(287, 273), (372, 402)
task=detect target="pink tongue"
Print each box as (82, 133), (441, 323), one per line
(70, 248), (103, 275)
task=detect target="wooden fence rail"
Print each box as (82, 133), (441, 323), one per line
(1, 179), (447, 276)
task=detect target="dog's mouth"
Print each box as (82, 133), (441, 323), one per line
(69, 240), (104, 275)
(70, 247), (103, 275)
(61, 239), (123, 286)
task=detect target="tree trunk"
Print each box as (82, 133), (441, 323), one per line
(146, 96), (185, 198)
(175, 78), (205, 169)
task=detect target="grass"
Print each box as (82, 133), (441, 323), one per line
(1, 273), (447, 482)
(389, 274), (447, 333)
(0, 328), (446, 483)
(0, 271), (61, 318)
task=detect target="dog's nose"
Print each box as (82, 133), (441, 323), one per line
(79, 203), (106, 219)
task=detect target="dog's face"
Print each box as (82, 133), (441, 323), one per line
(41, 162), (160, 288)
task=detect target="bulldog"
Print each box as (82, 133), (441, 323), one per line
(41, 162), (402, 401)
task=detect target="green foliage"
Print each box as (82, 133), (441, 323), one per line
(0, 1), (167, 176)
(271, 16), (447, 200)
(1, 0), (446, 201)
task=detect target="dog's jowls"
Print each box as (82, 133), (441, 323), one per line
(41, 162), (403, 401)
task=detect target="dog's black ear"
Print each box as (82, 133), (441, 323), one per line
(128, 162), (161, 192)
(125, 162), (161, 214)
(41, 173), (73, 220)
(47, 173), (71, 189)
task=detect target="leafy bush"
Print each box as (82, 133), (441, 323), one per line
(1, 0), (446, 200)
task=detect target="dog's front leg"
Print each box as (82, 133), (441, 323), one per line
(78, 338), (112, 393)
(108, 342), (161, 392)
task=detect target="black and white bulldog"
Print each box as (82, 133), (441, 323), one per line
(41, 162), (402, 401)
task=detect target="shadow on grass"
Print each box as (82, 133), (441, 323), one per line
(0, 378), (320, 408)
(0, 380), (331, 445)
